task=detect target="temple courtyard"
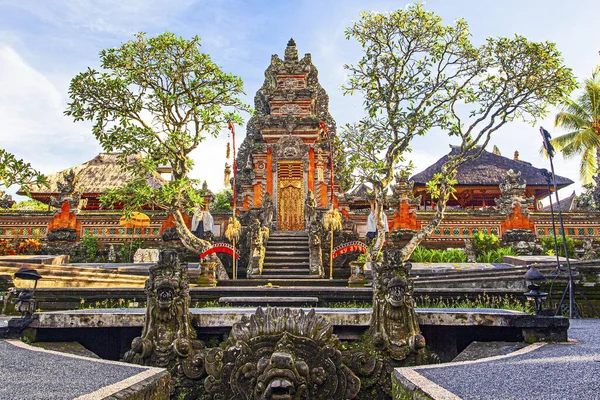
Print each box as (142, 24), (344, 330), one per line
(3, 1), (600, 399)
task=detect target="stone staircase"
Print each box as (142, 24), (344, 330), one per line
(254, 230), (313, 280)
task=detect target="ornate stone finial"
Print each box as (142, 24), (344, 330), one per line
(284, 38), (299, 63)
(202, 180), (208, 190)
(390, 172), (420, 205)
(0, 191), (15, 209)
(492, 145), (501, 156)
(495, 169), (534, 214)
(49, 169), (80, 211)
(514, 151), (520, 160)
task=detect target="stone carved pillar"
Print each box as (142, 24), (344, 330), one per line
(495, 169), (540, 255)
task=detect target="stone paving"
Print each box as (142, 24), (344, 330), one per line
(0, 340), (163, 399)
(397, 319), (600, 400)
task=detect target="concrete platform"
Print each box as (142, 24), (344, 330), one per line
(0, 339), (169, 399)
(393, 319), (600, 400)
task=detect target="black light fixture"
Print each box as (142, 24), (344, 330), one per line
(523, 265), (548, 315)
(13, 267), (42, 317)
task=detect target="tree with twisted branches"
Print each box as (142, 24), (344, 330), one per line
(341, 4), (576, 262)
(65, 32), (248, 255)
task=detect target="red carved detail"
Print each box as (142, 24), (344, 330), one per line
(48, 201), (81, 237)
(501, 202), (535, 231)
(391, 200), (419, 230)
(160, 212), (191, 234)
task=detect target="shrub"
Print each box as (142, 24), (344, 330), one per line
(71, 233), (100, 263)
(473, 231), (500, 255)
(356, 253), (367, 264)
(540, 236), (575, 258)
(119, 239), (145, 262)
(409, 246), (467, 263)
(17, 239), (42, 254)
(476, 247), (515, 263)
(0, 239), (16, 256)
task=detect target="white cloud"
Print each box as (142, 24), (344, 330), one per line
(7, 0), (201, 36)
(0, 44), (101, 196)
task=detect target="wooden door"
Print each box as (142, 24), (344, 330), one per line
(277, 162), (304, 230)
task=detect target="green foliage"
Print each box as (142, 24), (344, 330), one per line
(551, 67), (600, 184)
(65, 32), (249, 217)
(416, 294), (533, 314)
(210, 189), (233, 212)
(340, 3), (575, 257)
(541, 236), (576, 258)
(119, 239), (145, 262)
(0, 149), (47, 192)
(11, 199), (47, 211)
(79, 298), (141, 309)
(356, 253), (368, 264)
(473, 232), (501, 254)
(476, 247), (515, 263)
(72, 233), (100, 263)
(409, 246), (467, 263)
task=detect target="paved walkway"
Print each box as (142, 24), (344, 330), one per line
(396, 319), (600, 400)
(0, 340), (164, 399)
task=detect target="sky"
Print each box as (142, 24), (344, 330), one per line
(1, 0), (599, 202)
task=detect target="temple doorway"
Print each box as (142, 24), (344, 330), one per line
(277, 161), (304, 230)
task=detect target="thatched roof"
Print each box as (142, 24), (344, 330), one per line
(542, 191), (577, 212)
(21, 153), (167, 196)
(411, 147), (573, 189)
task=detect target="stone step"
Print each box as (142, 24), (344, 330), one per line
(266, 240), (308, 245)
(265, 257), (308, 266)
(266, 251), (309, 261)
(218, 296), (318, 306)
(261, 268), (311, 275)
(266, 241), (308, 246)
(263, 262), (310, 268)
(248, 274), (318, 280)
(266, 243), (308, 252)
(269, 230), (308, 236)
(217, 279), (342, 287)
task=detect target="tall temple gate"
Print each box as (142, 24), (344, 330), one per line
(235, 39), (338, 230)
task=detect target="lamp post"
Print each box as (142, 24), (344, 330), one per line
(523, 265), (548, 315)
(13, 267), (42, 317)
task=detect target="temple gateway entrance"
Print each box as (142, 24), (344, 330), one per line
(277, 161), (304, 230)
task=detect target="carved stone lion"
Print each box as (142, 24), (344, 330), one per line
(204, 307), (360, 400)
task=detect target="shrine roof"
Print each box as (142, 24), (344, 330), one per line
(20, 153), (167, 196)
(541, 191), (577, 212)
(410, 147), (573, 188)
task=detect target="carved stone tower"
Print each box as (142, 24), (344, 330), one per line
(236, 39), (337, 230)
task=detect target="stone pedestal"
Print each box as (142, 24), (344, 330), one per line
(197, 261), (217, 287)
(348, 261), (367, 287)
(503, 229), (541, 255)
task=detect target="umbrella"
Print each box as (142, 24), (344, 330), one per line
(119, 212), (150, 262)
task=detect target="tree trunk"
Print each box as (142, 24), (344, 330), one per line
(172, 209), (229, 279)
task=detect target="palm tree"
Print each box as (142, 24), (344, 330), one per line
(552, 67), (600, 184)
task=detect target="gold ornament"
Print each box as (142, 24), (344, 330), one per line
(223, 163), (231, 188)
(225, 216), (241, 241)
(226, 142), (231, 159)
(323, 208), (342, 231)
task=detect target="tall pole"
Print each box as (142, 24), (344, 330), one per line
(540, 127), (575, 318)
(320, 121), (335, 280)
(229, 122), (237, 280)
(543, 171), (561, 271)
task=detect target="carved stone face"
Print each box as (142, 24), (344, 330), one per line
(384, 275), (410, 308)
(146, 251), (187, 321)
(255, 338), (309, 400)
(205, 308), (360, 399)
